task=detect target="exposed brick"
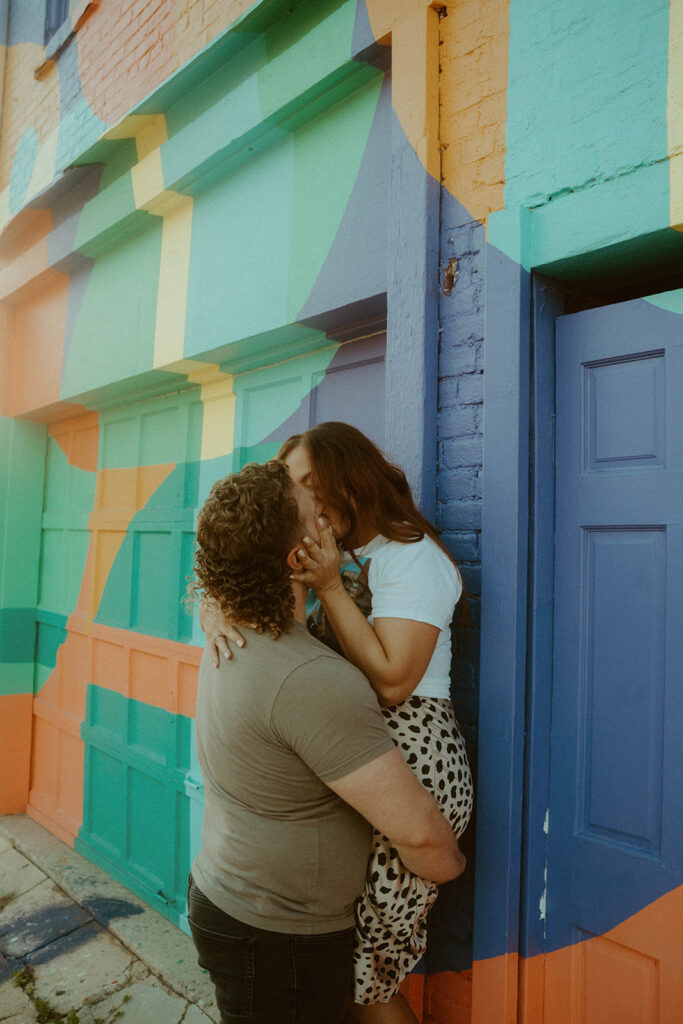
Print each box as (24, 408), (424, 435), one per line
(457, 373), (484, 406)
(438, 404), (482, 439)
(437, 498), (482, 532)
(438, 376), (460, 409)
(440, 530), (480, 562)
(438, 438), (483, 470)
(439, 341), (480, 377)
(438, 467), (482, 502)
(440, 311), (484, 347)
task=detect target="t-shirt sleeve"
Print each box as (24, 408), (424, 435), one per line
(270, 656), (395, 784)
(369, 539), (463, 631)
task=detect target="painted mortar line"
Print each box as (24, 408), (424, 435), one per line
(527, 152), (671, 209)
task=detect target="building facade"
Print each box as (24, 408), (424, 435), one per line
(0, 2), (680, 1022)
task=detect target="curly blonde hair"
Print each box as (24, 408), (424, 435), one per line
(192, 461), (301, 639)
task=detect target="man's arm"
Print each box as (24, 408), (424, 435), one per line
(327, 748), (466, 884)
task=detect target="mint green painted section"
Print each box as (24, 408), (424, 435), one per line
(32, 438), (95, 696)
(44, 435), (96, 517)
(77, 685), (195, 930)
(263, 0), (347, 62)
(232, 345), (338, 447)
(96, 392), (202, 635)
(160, 44), (268, 183)
(489, 161), (677, 279)
(644, 288), (683, 314)
(215, 324), (330, 373)
(159, 0), (368, 201)
(179, 63), (378, 356)
(1, 665), (36, 696)
(505, 0), (670, 209)
(38, 438), (95, 611)
(94, 466), (198, 639)
(61, 221), (163, 400)
(183, 134), (295, 353)
(0, 418), (47, 695)
(497, 1), (674, 281)
(56, 97), (109, 176)
(98, 389), (203, 471)
(286, 76), (382, 319)
(72, 139), (143, 256)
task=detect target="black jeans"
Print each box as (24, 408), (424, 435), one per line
(187, 876), (354, 1023)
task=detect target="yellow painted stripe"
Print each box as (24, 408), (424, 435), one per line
(197, 374), (237, 462)
(150, 191), (194, 369)
(366, 1), (440, 181)
(104, 114), (236, 452)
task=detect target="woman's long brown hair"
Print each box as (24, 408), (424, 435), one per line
(277, 421), (460, 571)
(278, 421), (472, 646)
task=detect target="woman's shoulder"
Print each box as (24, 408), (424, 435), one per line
(366, 533), (459, 579)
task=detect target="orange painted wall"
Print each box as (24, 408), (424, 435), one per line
(440, 0), (510, 225)
(0, 269), (70, 419)
(0, 694), (33, 812)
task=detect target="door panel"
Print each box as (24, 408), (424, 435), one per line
(28, 414), (97, 843)
(545, 296), (683, 1022)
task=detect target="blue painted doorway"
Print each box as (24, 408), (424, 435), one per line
(541, 294), (683, 1019)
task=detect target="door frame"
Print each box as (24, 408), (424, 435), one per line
(472, 252), (564, 1022)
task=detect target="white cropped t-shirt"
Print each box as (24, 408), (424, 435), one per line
(350, 534), (462, 700)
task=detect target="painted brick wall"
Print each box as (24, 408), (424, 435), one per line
(439, 0), (509, 225)
(0, 0), (256, 196)
(431, 7), (512, 996)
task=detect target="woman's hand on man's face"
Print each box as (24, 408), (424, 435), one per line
(292, 515), (343, 595)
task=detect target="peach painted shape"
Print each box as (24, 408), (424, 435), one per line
(0, 268), (69, 419)
(76, 0), (177, 126)
(476, 883), (683, 1024)
(471, 951), (519, 1024)
(424, 969), (473, 1024)
(400, 972), (425, 1023)
(364, 0), (510, 226)
(0, 43), (60, 193)
(439, 0), (510, 225)
(0, 694), (33, 813)
(29, 463), (177, 846)
(90, 622), (201, 718)
(49, 411), (99, 472)
(365, 1), (440, 181)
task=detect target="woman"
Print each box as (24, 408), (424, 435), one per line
(202, 422), (473, 1024)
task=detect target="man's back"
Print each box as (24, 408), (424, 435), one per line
(192, 620), (393, 935)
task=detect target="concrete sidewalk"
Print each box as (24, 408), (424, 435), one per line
(0, 815), (218, 1024)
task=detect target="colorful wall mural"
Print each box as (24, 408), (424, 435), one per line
(1, 1), (681, 1022)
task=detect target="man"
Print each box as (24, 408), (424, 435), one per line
(189, 461), (465, 1024)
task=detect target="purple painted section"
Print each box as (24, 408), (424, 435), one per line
(260, 333), (386, 448)
(26, 166), (104, 377)
(430, 188), (486, 973)
(42, 166), (103, 266)
(384, 110), (439, 520)
(475, 237), (531, 964)
(545, 298), (683, 952)
(6, 3), (44, 45)
(352, 0), (375, 58)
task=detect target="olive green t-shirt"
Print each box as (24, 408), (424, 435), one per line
(191, 620), (394, 935)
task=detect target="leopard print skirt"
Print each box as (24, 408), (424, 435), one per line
(353, 695), (473, 1005)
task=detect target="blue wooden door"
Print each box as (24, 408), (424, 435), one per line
(545, 296), (683, 1021)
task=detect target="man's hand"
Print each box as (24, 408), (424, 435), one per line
(198, 597), (249, 668)
(328, 748), (466, 884)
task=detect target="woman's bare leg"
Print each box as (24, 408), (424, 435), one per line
(344, 993), (418, 1023)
